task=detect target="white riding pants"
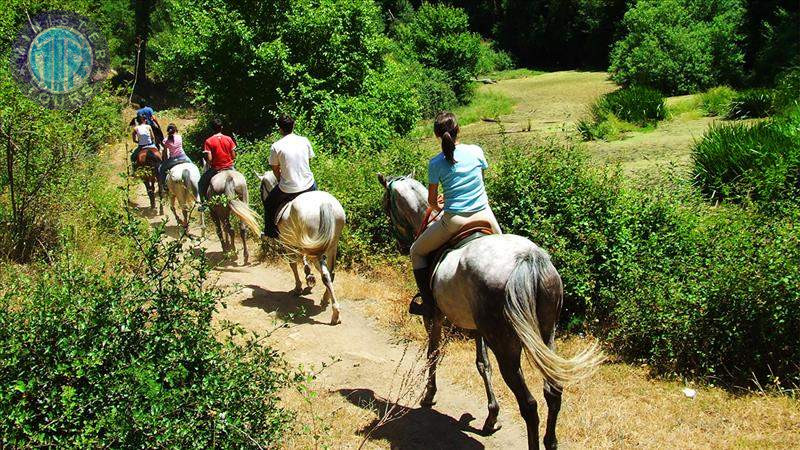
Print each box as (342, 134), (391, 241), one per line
(410, 206), (502, 269)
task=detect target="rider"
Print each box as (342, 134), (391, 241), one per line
(130, 114), (158, 164)
(158, 123), (192, 191)
(262, 115), (317, 238)
(198, 118), (237, 209)
(408, 111), (502, 318)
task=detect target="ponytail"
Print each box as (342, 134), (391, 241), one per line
(434, 112), (459, 165)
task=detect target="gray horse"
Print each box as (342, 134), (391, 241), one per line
(378, 174), (604, 450)
(205, 169), (261, 264)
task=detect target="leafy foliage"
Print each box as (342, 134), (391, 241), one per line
(773, 66), (800, 112)
(692, 109), (800, 203)
(727, 88), (775, 119)
(392, 3), (484, 102)
(486, 142), (800, 388)
(609, 0), (746, 94)
(578, 86), (665, 140)
(0, 221), (293, 447)
(698, 86), (737, 117)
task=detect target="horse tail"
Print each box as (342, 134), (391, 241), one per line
(225, 176), (261, 236)
(281, 201), (336, 257)
(504, 248), (604, 388)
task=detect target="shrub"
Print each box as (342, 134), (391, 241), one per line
(691, 116), (800, 203)
(596, 86), (666, 126)
(698, 86), (737, 117)
(393, 3), (483, 102)
(579, 86), (665, 140)
(609, 0), (745, 94)
(486, 141), (800, 388)
(0, 66), (123, 262)
(0, 222), (293, 446)
(727, 88), (775, 119)
(772, 66), (800, 112)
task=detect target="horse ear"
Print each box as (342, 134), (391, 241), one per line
(410, 168), (416, 179)
(377, 173), (387, 188)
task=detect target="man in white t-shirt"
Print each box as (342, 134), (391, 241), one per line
(262, 116), (318, 238)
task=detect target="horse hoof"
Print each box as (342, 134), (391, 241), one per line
(306, 274), (316, 288)
(330, 315), (341, 326)
(421, 397), (436, 408)
(482, 420), (502, 435)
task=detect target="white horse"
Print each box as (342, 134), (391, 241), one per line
(257, 171), (346, 325)
(165, 161), (204, 230)
(379, 174), (604, 450)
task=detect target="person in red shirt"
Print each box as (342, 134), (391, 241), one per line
(198, 118), (237, 208)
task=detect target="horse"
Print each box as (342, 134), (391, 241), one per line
(164, 161), (204, 230)
(132, 146), (163, 214)
(257, 171), (346, 325)
(204, 168), (261, 264)
(378, 173), (604, 450)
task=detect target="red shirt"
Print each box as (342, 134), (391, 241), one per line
(203, 133), (236, 170)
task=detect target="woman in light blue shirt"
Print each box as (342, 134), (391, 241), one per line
(408, 112), (502, 317)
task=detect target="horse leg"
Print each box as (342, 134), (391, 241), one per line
(421, 313), (443, 407)
(320, 245), (338, 307)
(303, 255), (315, 290)
(156, 176), (164, 215)
(491, 337), (540, 450)
(225, 216), (236, 256)
(290, 260), (303, 295)
(239, 221), (249, 265)
(169, 193), (180, 226)
(542, 336), (563, 450)
(318, 255), (340, 325)
(476, 335), (502, 434)
(144, 179), (155, 209)
(211, 213), (226, 252)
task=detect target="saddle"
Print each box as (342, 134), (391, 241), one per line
(418, 212), (495, 288)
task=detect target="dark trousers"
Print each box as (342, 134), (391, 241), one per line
(263, 182), (318, 237)
(198, 168), (221, 201)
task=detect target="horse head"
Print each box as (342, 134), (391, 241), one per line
(377, 173), (428, 253)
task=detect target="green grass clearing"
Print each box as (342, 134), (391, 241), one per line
(487, 68), (545, 80)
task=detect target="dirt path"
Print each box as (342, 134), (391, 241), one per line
(112, 118), (531, 448)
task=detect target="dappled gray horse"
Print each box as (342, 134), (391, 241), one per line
(258, 171), (346, 325)
(379, 174), (604, 450)
(205, 169), (261, 264)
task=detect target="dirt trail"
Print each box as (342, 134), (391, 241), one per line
(112, 122), (531, 448)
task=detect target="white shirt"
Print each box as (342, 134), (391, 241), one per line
(268, 133), (315, 193)
(135, 124), (154, 147)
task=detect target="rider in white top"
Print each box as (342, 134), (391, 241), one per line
(262, 116), (318, 238)
(269, 132), (315, 193)
(130, 115), (157, 163)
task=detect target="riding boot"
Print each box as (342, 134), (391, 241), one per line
(409, 268), (435, 318)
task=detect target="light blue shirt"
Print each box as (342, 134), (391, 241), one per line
(428, 144), (489, 213)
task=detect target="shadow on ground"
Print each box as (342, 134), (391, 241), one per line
(241, 284), (328, 325)
(338, 388), (488, 449)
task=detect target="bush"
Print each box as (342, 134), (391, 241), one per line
(691, 114), (800, 203)
(0, 66), (123, 262)
(609, 0), (746, 94)
(152, 0), (386, 134)
(486, 141), (800, 388)
(579, 86), (665, 140)
(727, 88), (775, 119)
(698, 86), (737, 117)
(0, 222), (293, 446)
(393, 3), (483, 102)
(772, 67), (800, 112)
(597, 86), (667, 126)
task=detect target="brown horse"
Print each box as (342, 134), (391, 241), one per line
(132, 146), (163, 214)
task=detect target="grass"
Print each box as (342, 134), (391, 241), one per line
(410, 89), (515, 138)
(488, 68), (545, 80)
